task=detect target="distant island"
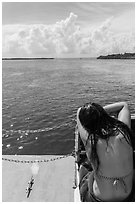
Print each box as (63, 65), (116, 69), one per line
(97, 52), (135, 59)
(2, 57), (54, 60)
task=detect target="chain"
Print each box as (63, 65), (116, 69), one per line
(2, 151), (75, 164)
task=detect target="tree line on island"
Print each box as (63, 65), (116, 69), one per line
(97, 52), (135, 59)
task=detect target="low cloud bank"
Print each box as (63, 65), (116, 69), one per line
(3, 13), (135, 58)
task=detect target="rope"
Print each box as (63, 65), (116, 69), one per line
(2, 120), (75, 136)
(2, 123), (69, 135)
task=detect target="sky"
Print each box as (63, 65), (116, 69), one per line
(2, 2), (135, 58)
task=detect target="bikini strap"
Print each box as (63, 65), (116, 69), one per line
(96, 170), (133, 193)
(97, 170), (133, 180)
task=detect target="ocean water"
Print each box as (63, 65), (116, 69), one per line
(2, 59), (135, 155)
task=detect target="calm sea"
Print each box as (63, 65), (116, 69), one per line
(2, 59), (135, 155)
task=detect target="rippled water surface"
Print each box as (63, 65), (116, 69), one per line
(2, 59), (135, 155)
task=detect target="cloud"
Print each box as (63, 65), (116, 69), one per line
(2, 13), (135, 57)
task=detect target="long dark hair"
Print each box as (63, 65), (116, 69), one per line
(78, 103), (133, 170)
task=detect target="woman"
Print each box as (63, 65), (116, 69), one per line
(76, 102), (134, 202)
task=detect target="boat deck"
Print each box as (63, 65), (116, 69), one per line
(2, 155), (75, 202)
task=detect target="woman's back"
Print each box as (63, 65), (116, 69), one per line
(92, 130), (134, 201)
(97, 131), (133, 174)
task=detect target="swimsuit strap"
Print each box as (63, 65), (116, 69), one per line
(97, 170), (133, 180)
(96, 170), (133, 193)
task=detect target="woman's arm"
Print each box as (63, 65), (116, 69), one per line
(103, 102), (131, 128)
